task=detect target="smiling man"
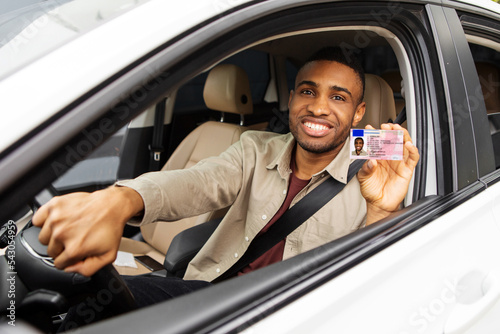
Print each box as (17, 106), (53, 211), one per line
(33, 47), (419, 326)
(288, 49), (366, 181)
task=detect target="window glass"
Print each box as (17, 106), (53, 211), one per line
(285, 58), (298, 92)
(52, 126), (126, 194)
(0, 0), (150, 79)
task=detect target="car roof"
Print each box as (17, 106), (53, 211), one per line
(0, 0), (253, 153)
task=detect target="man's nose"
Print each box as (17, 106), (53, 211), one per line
(308, 96), (330, 116)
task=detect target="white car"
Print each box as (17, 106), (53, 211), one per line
(1, 0), (500, 333)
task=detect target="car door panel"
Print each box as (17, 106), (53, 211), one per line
(244, 181), (500, 333)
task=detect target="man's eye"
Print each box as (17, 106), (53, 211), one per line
(331, 95), (345, 101)
(301, 89), (313, 95)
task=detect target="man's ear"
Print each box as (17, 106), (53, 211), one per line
(352, 102), (366, 127)
(288, 90), (294, 109)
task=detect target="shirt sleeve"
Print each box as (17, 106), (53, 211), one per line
(115, 141), (244, 226)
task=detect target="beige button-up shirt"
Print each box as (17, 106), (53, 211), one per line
(117, 131), (366, 282)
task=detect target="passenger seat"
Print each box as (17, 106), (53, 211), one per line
(116, 64), (253, 275)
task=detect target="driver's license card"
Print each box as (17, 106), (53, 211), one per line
(350, 129), (404, 160)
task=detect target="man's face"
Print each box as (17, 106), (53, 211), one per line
(355, 138), (364, 152)
(288, 60), (365, 154)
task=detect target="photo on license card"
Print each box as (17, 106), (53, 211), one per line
(350, 129), (403, 160)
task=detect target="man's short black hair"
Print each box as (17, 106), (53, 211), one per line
(302, 47), (365, 104)
(355, 137), (364, 143)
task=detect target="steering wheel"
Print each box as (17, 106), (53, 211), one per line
(0, 225), (136, 331)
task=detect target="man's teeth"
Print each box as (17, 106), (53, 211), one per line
(304, 122), (329, 131)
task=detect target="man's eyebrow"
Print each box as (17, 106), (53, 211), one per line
(331, 85), (352, 97)
(296, 80), (317, 88)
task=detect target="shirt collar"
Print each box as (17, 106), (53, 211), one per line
(267, 134), (352, 184)
(266, 133), (295, 179)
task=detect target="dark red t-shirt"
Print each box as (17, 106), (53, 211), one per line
(238, 168), (309, 275)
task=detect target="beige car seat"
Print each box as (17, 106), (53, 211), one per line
(117, 64), (252, 275)
(356, 74), (397, 129)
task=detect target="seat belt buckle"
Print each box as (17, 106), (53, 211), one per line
(148, 145), (164, 162)
(153, 151), (161, 161)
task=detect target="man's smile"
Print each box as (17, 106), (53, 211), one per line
(301, 118), (333, 137)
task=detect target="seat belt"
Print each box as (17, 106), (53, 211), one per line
(214, 159), (365, 282)
(149, 98), (167, 171)
(393, 107), (406, 125)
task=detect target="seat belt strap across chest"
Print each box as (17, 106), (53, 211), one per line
(214, 159), (365, 282)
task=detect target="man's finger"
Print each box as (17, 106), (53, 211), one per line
(46, 236), (65, 259)
(37, 220), (54, 245)
(405, 141), (420, 170)
(32, 205), (48, 227)
(358, 159), (377, 179)
(52, 243), (87, 271)
(65, 252), (117, 277)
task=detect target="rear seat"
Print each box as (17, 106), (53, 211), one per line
(116, 64), (253, 275)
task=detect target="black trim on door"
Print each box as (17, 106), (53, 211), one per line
(426, 5), (495, 190)
(445, 8), (495, 178)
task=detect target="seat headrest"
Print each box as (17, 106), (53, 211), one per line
(357, 74), (397, 128)
(475, 62), (500, 114)
(203, 64), (253, 115)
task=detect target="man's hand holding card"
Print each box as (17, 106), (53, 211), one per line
(355, 123), (420, 225)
